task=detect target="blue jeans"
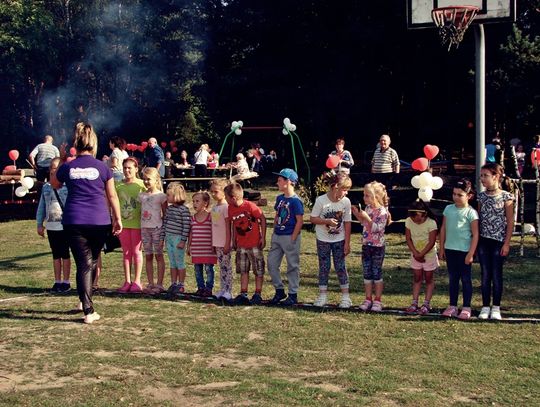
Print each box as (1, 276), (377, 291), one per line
(477, 237), (505, 306)
(194, 263), (215, 290)
(445, 249), (473, 307)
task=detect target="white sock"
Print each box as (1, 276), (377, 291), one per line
(492, 305), (500, 311)
(63, 280), (70, 284)
(55, 280), (62, 284)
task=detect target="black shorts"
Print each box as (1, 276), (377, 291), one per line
(47, 229), (70, 259)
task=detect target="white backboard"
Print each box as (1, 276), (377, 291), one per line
(407, 0), (516, 28)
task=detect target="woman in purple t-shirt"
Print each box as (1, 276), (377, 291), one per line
(52, 122), (122, 324)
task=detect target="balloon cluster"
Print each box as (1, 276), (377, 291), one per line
(231, 120), (244, 136)
(531, 148), (540, 167)
(15, 177), (35, 197)
(282, 118), (297, 135)
(410, 144), (443, 202)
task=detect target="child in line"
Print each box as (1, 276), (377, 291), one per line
(439, 179), (479, 320)
(352, 181), (390, 312)
(224, 182), (266, 305)
(188, 192), (217, 296)
(268, 169), (304, 305)
(139, 167), (168, 293)
(209, 179), (233, 300)
(163, 182), (191, 294)
(116, 158), (146, 293)
(36, 157), (71, 293)
(310, 173), (352, 308)
(477, 163), (514, 320)
(403, 200), (439, 315)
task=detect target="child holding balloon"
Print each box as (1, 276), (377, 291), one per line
(36, 157), (72, 293)
(439, 179), (479, 320)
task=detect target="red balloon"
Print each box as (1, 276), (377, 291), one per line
(423, 144), (439, 160)
(8, 149), (19, 161)
(325, 155), (340, 169)
(4, 165), (16, 171)
(172, 146), (178, 153)
(138, 146), (145, 153)
(160, 141), (167, 148)
(141, 141), (148, 148)
(69, 147), (77, 156)
(531, 149), (540, 166)
(411, 157), (429, 172)
(169, 140), (176, 147)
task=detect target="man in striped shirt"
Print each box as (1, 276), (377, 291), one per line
(28, 135), (60, 181)
(371, 134), (399, 189)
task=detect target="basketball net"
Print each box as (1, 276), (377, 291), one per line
(432, 6), (479, 50)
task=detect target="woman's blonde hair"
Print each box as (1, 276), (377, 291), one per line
(142, 167), (163, 191)
(167, 182), (186, 204)
(73, 122), (98, 157)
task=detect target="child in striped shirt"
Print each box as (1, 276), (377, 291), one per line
(163, 182), (191, 294)
(188, 191), (217, 296)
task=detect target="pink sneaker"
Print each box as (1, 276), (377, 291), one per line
(442, 306), (458, 318)
(129, 282), (143, 293)
(117, 282), (131, 293)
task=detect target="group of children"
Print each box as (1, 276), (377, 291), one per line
(37, 157), (514, 319)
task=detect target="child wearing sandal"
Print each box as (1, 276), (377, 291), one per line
(209, 178), (233, 301)
(163, 182), (191, 295)
(310, 173), (352, 308)
(477, 163), (514, 320)
(351, 181), (390, 312)
(404, 200), (439, 315)
(139, 167), (168, 293)
(188, 191), (217, 296)
(116, 158), (146, 293)
(439, 178), (479, 320)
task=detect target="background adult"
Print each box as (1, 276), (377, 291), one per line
(147, 137), (165, 177)
(371, 134), (399, 189)
(51, 122), (122, 324)
(329, 138), (354, 174)
(104, 136), (128, 182)
(193, 143), (210, 190)
(28, 135), (60, 181)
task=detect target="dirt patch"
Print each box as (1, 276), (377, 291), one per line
(191, 381), (240, 390)
(246, 332), (264, 341)
(132, 350), (191, 359)
(141, 384), (227, 406)
(207, 355), (274, 370)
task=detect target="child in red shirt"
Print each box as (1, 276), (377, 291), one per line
(224, 183), (266, 304)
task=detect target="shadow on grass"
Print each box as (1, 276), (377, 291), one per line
(0, 284), (48, 295)
(0, 310), (82, 323)
(0, 251), (50, 270)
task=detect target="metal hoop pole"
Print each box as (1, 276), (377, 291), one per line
(475, 24), (486, 192)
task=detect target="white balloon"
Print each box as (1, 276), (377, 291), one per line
(15, 186), (28, 197)
(418, 187), (433, 202)
(418, 171), (433, 188)
(237, 120), (243, 127)
(21, 177), (34, 189)
(290, 124), (297, 132)
(411, 175), (421, 189)
(524, 223), (536, 235)
(283, 117), (291, 126)
(231, 121), (239, 129)
(234, 128), (242, 135)
(282, 129), (289, 135)
(430, 176), (443, 190)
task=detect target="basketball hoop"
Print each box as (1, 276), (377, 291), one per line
(431, 6), (479, 50)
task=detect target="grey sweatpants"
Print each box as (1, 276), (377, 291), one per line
(267, 234), (301, 294)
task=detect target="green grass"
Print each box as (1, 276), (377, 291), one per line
(1, 194), (540, 406)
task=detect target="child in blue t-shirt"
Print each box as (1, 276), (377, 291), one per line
(267, 169), (304, 305)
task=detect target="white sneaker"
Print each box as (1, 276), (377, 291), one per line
(371, 300), (383, 312)
(313, 294), (328, 307)
(84, 312), (101, 324)
(338, 296), (352, 309)
(490, 307), (502, 320)
(478, 306), (491, 320)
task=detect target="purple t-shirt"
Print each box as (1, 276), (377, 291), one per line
(56, 155), (112, 225)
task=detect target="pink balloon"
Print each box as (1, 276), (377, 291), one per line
(411, 157), (429, 172)
(69, 147), (77, 156)
(4, 165), (16, 171)
(326, 155), (340, 169)
(8, 149), (19, 161)
(423, 144), (439, 160)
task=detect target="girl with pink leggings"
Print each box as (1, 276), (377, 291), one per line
(116, 158), (146, 293)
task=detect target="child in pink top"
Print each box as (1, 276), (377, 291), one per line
(188, 191), (217, 296)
